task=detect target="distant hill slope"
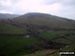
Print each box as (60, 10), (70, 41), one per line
(13, 13), (75, 29)
(0, 13), (20, 19)
(0, 19), (26, 34)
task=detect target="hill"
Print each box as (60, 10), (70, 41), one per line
(13, 13), (75, 29)
(0, 13), (20, 19)
(0, 13), (75, 56)
(0, 19), (26, 34)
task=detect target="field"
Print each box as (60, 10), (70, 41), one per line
(0, 11), (75, 56)
(40, 32), (56, 40)
(0, 23), (26, 34)
(0, 35), (40, 56)
(0, 29), (75, 56)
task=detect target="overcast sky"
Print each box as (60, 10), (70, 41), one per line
(0, 0), (75, 20)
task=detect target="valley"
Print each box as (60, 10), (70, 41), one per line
(0, 13), (75, 56)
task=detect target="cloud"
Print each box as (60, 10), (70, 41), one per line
(0, 0), (75, 20)
(0, 0), (61, 14)
(14, 0), (61, 14)
(44, 0), (75, 20)
(55, 6), (75, 19)
(0, 0), (17, 14)
(0, 0), (12, 7)
(30, 3), (61, 14)
(15, 0), (44, 11)
(45, 0), (75, 5)
(0, 10), (14, 14)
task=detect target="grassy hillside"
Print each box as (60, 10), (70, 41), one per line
(0, 35), (40, 56)
(0, 14), (20, 19)
(14, 13), (75, 29)
(40, 32), (56, 40)
(0, 30), (75, 56)
(24, 31), (75, 56)
(0, 13), (75, 56)
(0, 23), (26, 34)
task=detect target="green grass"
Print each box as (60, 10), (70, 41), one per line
(48, 36), (75, 56)
(0, 23), (26, 34)
(40, 32), (56, 40)
(0, 30), (75, 56)
(0, 35), (40, 56)
(24, 43), (75, 56)
(24, 49), (57, 56)
(24, 31), (75, 56)
(61, 44), (75, 51)
(47, 44), (75, 56)
(53, 38), (71, 44)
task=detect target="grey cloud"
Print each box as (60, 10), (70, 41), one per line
(44, 0), (75, 20)
(55, 6), (75, 20)
(44, 0), (75, 6)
